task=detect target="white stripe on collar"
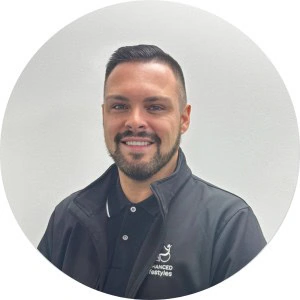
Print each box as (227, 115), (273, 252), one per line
(106, 198), (110, 218)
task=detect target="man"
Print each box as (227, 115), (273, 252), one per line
(38, 45), (266, 299)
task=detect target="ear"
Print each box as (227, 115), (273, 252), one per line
(180, 104), (191, 134)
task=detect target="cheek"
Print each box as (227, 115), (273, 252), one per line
(153, 124), (175, 145)
(104, 117), (118, 134)
(103, 123), (116, 145)
(104, 114), (124, 133)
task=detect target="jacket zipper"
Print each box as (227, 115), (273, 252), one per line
(126, 189), (166, 298)
(126, 227), (166, 298)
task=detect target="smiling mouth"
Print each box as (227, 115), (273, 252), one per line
(115, 131), (160, 150)
(122, 141), (153, 146)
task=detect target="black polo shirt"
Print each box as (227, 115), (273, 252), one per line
(103, 179), (159, 297)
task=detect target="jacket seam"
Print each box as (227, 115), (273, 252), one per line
(215, 206), (250, 241)
(191, 175), (247, 206)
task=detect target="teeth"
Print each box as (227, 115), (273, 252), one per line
(125, 141), (151, 146)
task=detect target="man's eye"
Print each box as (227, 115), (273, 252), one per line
(112, 104), (127, 110)
(147, 105), (164, 111)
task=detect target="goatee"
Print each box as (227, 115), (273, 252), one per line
(108, 130), (181, 181)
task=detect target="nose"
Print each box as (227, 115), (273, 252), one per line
(124, 108), (147, 131)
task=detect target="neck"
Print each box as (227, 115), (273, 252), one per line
(118, 151), (179, 203)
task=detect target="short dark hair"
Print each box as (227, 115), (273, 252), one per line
(104, 45), (187, 108)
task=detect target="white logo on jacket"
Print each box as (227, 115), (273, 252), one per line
(149, 244), (174, 278)
(156, 244), (172, 263)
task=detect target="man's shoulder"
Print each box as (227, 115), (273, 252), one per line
(189, 174), (249, 213)
(52, 190), (83, 221)
(54, 164), (118, 218)
(50, 183), (106, 231)
(183, 174), (260, 237)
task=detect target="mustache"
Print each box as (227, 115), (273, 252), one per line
(114, 130), (161, 144)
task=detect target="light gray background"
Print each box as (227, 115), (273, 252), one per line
(0, 1), (299, 246)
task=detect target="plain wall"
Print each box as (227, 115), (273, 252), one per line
(0, 1), (299, 246)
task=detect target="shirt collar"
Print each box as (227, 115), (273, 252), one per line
(107, 178), (159, 218)
(74, 148), (192, 219)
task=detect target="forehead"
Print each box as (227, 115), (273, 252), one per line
(104, 61), (179, 98)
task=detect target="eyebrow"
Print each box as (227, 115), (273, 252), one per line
(105, 95), (171, 103)
(105, 95), (129, 102)
(144, 96), (171, 103)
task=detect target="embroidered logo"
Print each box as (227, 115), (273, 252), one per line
(149, 244), (174, 278)
(156, 244), (172, 263)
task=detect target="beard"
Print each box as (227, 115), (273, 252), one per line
(107, 130), (181, 181)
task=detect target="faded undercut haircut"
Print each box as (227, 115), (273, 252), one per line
(104, 44), (187, 109)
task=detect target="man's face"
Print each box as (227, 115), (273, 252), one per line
(102, 61), (190, 181)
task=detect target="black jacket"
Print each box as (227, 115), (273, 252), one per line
(38, 149), (266, 298)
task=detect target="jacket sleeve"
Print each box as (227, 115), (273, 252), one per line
(210, 206), (266, 286)
(37, 210), (55, 261)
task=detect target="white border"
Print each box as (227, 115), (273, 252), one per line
(1, 1), (299, 299)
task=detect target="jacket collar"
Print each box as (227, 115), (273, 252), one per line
(150, 148), (192, 217)
(73, 148), (192, 218)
